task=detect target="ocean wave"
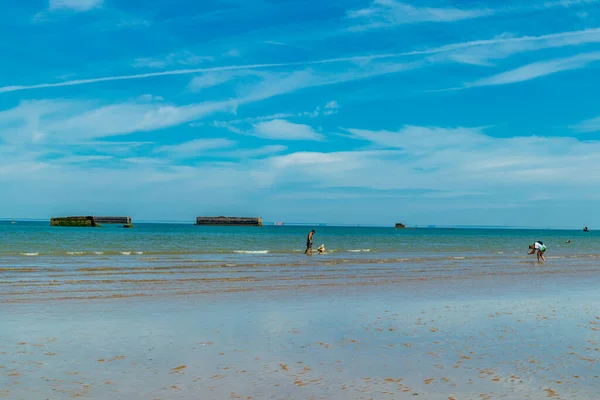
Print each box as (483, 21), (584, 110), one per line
(135, 252), (144, 255)
(121, 252), (131, 255)
(348, 249), (371, 252)
(234, 250), (269, 254)
(67, 251), (85, 255)
(20, 252), (39, 256)
(93, 252), (104, 255)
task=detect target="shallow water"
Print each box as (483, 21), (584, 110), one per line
(2, 222), (598, 303)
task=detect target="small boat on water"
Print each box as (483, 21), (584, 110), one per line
(10, 216), (16, 224)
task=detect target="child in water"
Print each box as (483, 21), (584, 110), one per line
(528, 241), (547, 262)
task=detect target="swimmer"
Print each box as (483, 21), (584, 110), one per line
(528, 241), (547, 262)
(317, 244), (325, 254)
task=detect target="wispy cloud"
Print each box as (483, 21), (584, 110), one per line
(571, 115), (600, 132)
(252, 119), (324, 141)
(49, 0), (103, 12)
(212, 145), (288, 159)
(347, 0), (600, 32)
(4, 26), (600, 95)
(468, 51), (600, 87)
(155, 138), (236, 157)
(114, 18), (151, 29)
(133, 51), (214, 69)
(0, 53), (419, 95)
(50, 155), (113, 163)
(0, 99), (235, 144)
(347, 125), (488, 152)
(188, 71), (247, 91)
(347, 0), (493, 31)
(409, 28), (600, 67)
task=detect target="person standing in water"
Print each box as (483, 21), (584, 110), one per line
(528, 241), (547, 262)
(305, 230), (315, 255)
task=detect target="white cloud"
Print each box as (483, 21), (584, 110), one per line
(188, 72), (239, 91)
(347, 0), (600, 32)
(51, 155), (113, 163)
(347, 125), (487, 153)
(423, 28), (600, 66)
(0, 53), (419, 95)
(115, 18), (151, 28)
(468, 51), (600, 87)
(241, 62), (419, 104)
(0, 99), (235, 144)
(225, 49), (241, 57)
(3, 26), (600, 95)
(49, 0), (102, 12)
(339, 125), (600, 189)
(347, 0), (493, 30)
(122, 157), (164, 164)
(133, 51), (214, 69)
(138, 94), (164, 102)
(155, 138), (236, 156)
(252, 120), (324, 141)
(571, 115), (600, 132)
(212, 145), (288, 159)
(325, 101), (339, 109)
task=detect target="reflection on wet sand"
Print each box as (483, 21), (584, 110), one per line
(2, 255), (600, 399)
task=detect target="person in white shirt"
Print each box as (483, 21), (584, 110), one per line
(528, 241), (547, 262)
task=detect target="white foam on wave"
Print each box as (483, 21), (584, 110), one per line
(234, 250), (269, 254)
(348, 249), (371, 252)
(135, 252), (144, 255)
(67, 251), (85, 255)
(93, 252), (104, 255)
(21, 252), (39, 256)
(121, 251), (131, 255)
(452, 256), (466, 260)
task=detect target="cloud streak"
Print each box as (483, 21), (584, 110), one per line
(348, 0), (493, 31)
(3, 27), (600, 94)
(49, 0), (103, 12)
(155, 138), (236, 157)
(347, 0), (600, 32)
(252, 119), (324, 141)
(572, 115), (600, 132)
(468, 51), (600, 87)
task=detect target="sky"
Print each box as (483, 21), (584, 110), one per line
(1, 0), (600, 227)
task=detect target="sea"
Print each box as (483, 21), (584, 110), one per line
(1, 221), (598, 302)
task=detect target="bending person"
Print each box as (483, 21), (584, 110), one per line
(528, 241), (547, 262)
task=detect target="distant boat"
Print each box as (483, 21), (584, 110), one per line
(10, 216), (15, 224)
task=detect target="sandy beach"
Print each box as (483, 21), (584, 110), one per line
(2, 262), (600, 400)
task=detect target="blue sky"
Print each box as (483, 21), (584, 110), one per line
(2, 0), (600, 227)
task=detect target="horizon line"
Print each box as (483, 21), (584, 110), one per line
(0, 218), (591, 230)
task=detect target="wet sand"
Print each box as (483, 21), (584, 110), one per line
(2, 264), (600, 399)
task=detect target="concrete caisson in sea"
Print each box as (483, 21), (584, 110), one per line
(395, 223), (406, 229)
(195, 216), (263, 227)
(50, 216), (133, 228)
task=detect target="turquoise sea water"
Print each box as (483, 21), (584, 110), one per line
(1, 221), (597, 257)
(2, 221), (599, 302)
